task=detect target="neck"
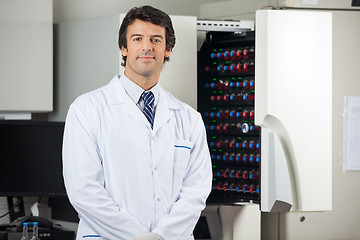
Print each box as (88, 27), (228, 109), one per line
(124, 70), (160, 91)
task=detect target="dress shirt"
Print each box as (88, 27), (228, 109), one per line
(119, 74), (159, 113)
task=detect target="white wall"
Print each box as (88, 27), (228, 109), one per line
(53, 0), (220, 23)
(199, 0), (277, 20)
(49, 15), (119, 121)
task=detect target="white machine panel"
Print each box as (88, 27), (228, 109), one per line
(255, 10), (332, 211)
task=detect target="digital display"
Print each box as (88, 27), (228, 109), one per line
(0, 121), (66, 197)
(352, 0), (360, 6)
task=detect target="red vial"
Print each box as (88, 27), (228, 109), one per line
(243, 63), (249, 73)
(236, 49), (242, 59)
(249, 111), (254, 119)
(243, 48), (249, 59)
(235, 170), (241, 179)
(242, 171), (248, 179)
(236, 63), (242, 73)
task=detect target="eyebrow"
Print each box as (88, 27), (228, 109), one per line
(130, 34), (164, 39)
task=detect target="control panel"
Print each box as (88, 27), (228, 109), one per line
(198, 31), (260, 204)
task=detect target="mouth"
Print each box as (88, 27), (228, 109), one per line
(137, 56), (155, 62)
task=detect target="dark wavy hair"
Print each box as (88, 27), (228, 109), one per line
(118, 5), (176, 66)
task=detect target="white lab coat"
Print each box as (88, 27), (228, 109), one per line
(62, 75), (212, 240)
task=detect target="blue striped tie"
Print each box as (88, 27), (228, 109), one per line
(142, 91), (155, 128)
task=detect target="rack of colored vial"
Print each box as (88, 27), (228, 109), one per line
(198, 31), (260, 204)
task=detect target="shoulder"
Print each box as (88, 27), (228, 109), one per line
(65, 83), (113, 136)
(66, 79), (118, 132)
(70, 76), (118, 114)
(71, 86), (107, 114)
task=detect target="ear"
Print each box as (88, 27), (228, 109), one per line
(120, 46), (128, 57)
(164, 48), (172, 57)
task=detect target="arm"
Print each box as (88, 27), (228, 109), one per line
(63, 103), (148, 240)
(152, 113), (213, 240)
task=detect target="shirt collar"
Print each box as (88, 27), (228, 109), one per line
(119, 74), (159, 107)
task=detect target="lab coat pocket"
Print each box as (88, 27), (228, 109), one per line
(173, 139), (192, 177)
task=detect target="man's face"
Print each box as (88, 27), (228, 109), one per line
(121, 19), (171, 81)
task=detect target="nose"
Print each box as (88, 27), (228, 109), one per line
(142, 40), (153, 52)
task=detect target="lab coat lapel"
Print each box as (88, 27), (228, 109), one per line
(106, 76), (151, 127)
(120, 100), (150, 127)
(153, 87), (181, 132)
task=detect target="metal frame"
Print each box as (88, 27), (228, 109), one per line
(197, 19), (253, 32)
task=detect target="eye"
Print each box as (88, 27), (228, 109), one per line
(151, 38), (161, 43)
(133, 37), (141, 42)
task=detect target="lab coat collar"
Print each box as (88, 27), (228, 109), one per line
(107, 75), (182, 131)
(153, 87), (182, 132)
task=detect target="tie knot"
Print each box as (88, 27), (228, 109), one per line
(142, 91), (154, 107)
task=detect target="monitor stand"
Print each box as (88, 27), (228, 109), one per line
(7, 197), (25, 222)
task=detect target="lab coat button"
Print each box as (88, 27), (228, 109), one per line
(151, 135), (155, 139)
(154, 167), (158, 171)
(157, 198), (161, 202)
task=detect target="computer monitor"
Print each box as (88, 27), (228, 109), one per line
(0, 120), (66, 197)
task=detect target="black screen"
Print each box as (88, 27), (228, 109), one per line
(0, 121), (66, 197)
(352, 0), (360, 6)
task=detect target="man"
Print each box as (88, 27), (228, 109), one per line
(62, 5), (212, 240)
